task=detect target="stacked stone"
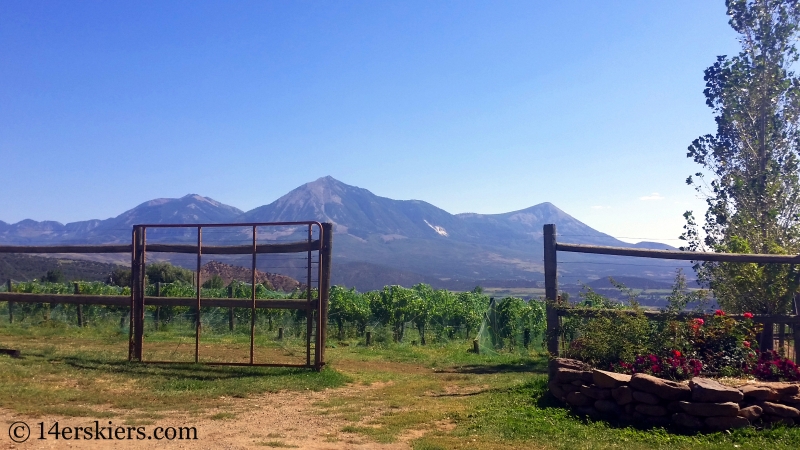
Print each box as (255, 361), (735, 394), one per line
(548, 358), (800, 431)
(739, 383), (800, 427)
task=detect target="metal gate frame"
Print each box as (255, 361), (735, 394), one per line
(128, 221), (332, 370)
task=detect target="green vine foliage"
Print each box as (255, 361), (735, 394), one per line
(7, 276), (549, 349)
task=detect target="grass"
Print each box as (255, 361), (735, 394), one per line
(1, 318), (800, 449)
(257, 441), (299, 448)
(0, 322), (349, 416)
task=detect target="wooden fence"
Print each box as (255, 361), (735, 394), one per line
(0, 222), (333, 370)
(542, 224), (800, 363)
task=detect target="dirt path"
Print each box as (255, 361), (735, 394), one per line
(0, 383), (420, 450)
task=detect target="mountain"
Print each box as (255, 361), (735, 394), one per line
(0, 194), (244, 244)
(98, 194), (244, 229)
(241, 176), (466, 240)
(0, 177), (690, 288)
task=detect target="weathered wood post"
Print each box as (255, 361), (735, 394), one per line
(489, 297), (497, 348)
(154, 282), (161, 330)
(227, 285), (234, 331)
(365, 331), (372, 346)
(6, 279), (12, 324)
(760, 321), (775, 352)
(130, 226), (146, 362)
(195, 227), (202, 364)
(794, 295), (800, 363)
(544, 224), (560, 364)
(278, 327), (284, 340)
(318, 222), (333, 369)
(74, 282), (83, 327)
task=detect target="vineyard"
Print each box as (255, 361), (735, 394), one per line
(0, 278), (547, 354)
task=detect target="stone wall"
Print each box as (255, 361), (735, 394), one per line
(549, 358), (800, 431)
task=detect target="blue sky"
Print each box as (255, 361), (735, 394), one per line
(0, 1), (741, 244)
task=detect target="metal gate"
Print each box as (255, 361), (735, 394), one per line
(128, 222), (332, 369)
(0, 221), (332, 370)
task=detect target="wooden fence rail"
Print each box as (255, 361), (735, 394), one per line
(543, 223), (800, 364)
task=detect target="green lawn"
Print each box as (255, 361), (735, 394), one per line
(1, 320), (799, 449)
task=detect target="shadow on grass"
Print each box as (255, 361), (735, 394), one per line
(60, 356), (317, 380)
(439, 359), (548, 374)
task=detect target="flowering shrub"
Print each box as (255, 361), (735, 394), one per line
(744, 350), (800, 381)
(569, 305), (773, 380)
(682, 310), (760, 375)
(614, 351), (703, 381)
(562, 277), (800, 382)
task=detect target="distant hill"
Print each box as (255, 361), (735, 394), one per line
(200, 261), (301, 292)
(586, 276), (675, 291)
(0, 254), (126, 283)
(629, 241), (679, 251)
(0, 176), (691, 288)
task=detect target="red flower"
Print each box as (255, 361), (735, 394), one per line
(695, 318), (704, 326)
(743, 312), (753, 319)
(715, 309), (725, 316)
(672, 350), (682, 357)
(743, 341), (751, 348)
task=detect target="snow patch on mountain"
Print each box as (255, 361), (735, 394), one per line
(424, 220), (448, 237)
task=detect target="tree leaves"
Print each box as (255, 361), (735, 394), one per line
(684, 0), (800, 314)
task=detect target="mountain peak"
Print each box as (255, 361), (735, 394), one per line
(181, 193), (204, 200)
(311, 175), (338, 184)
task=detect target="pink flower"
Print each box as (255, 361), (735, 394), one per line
(743, 341), (751, 348)
(715, 309), (725, 316)
(743, 312), (753, 319)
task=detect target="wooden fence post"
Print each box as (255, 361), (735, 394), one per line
(154, 282), (161, 330)
(227, 285), (234, 331)
(794, 324), (800, 364)
(544, 224), (560, 362)
(6, 279), (12, 324)
(760, 321), (775, 352)
(74, 282), (83, 327)
(131, 226), (145, 361)
(795, 296), (800, 363)
(318, 223), (333, 369)
(488, 297), (497, 348)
